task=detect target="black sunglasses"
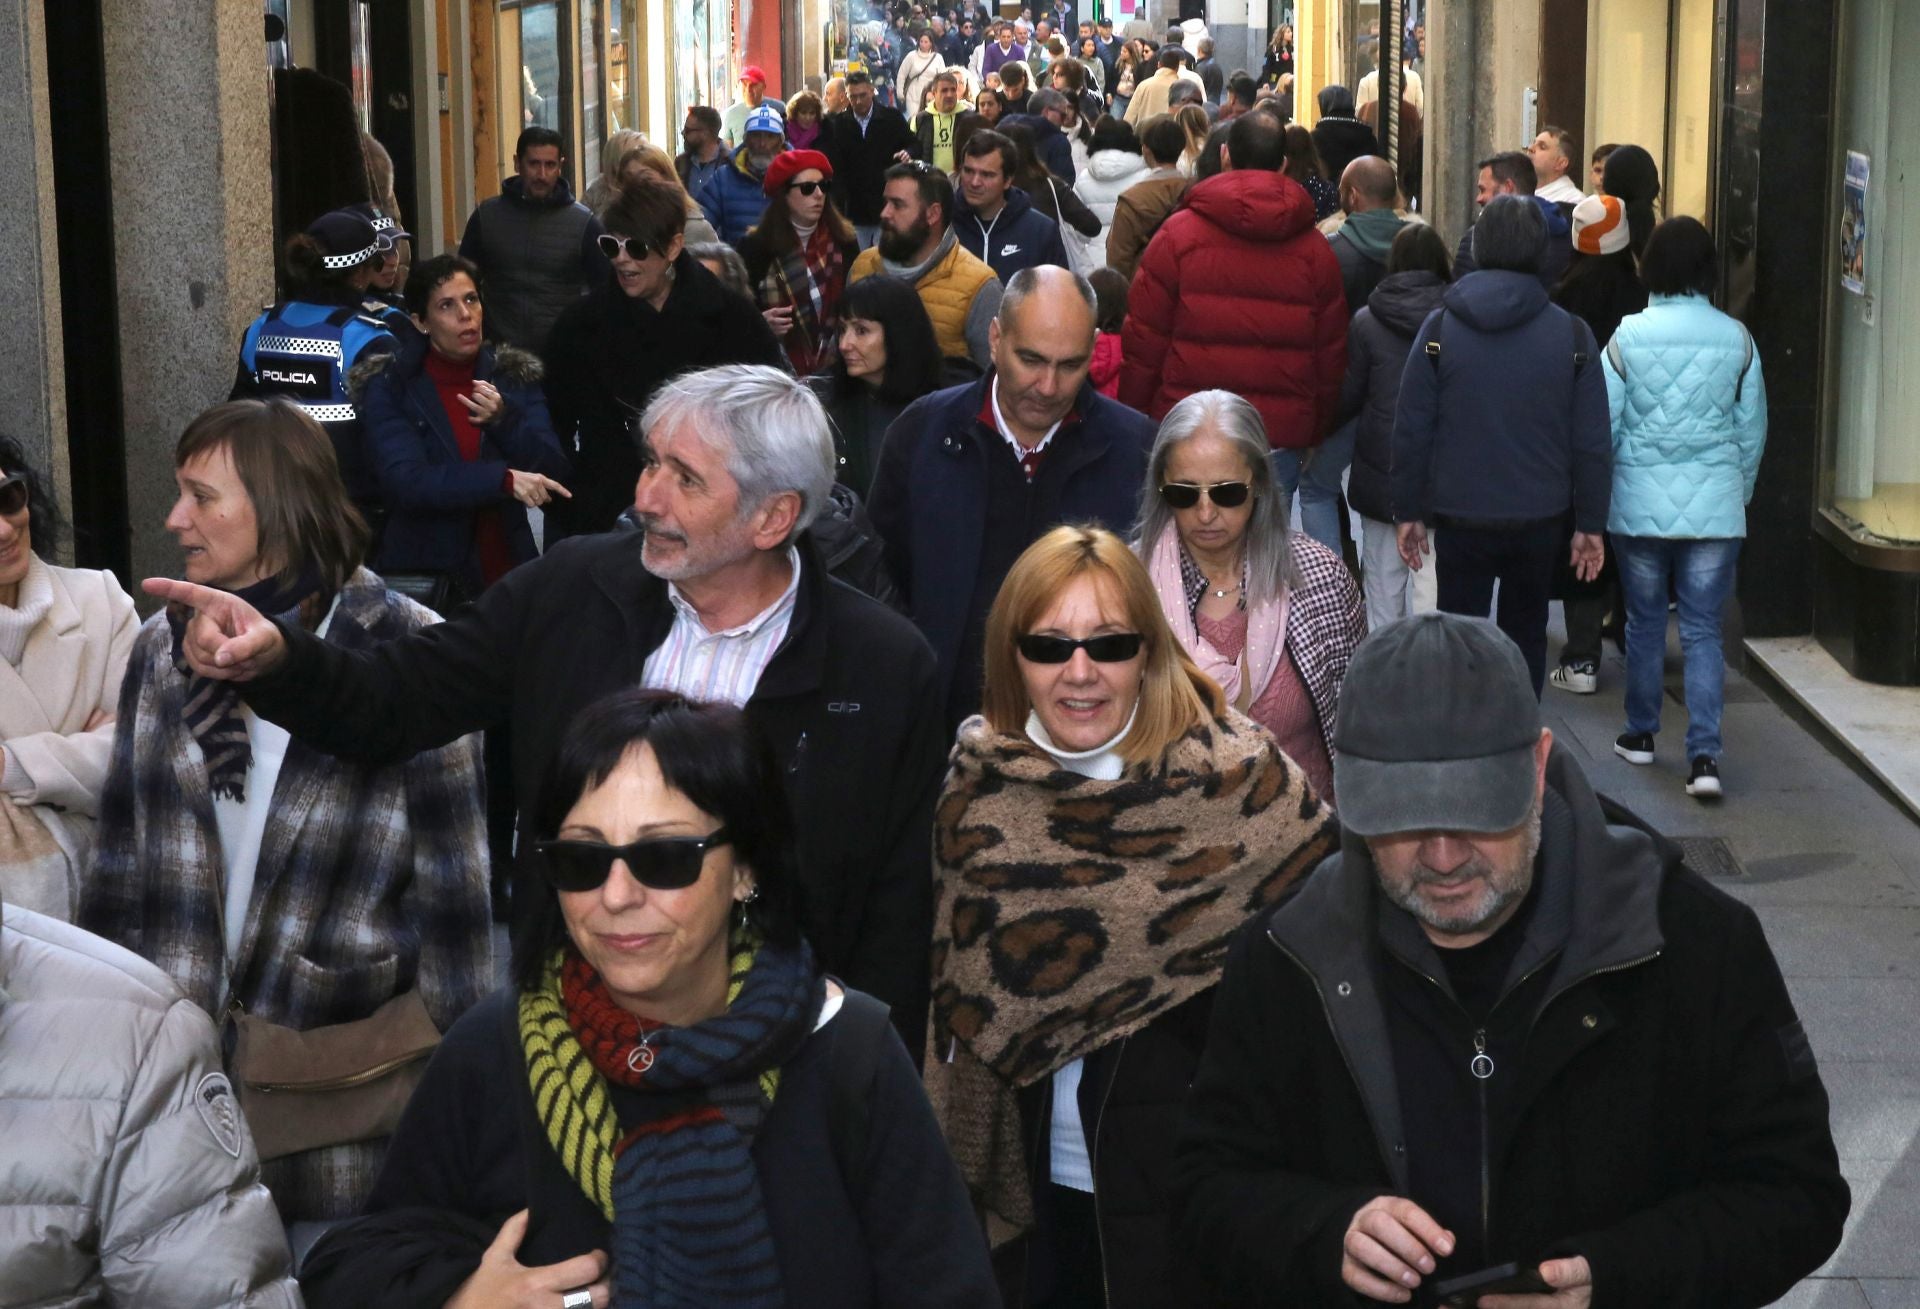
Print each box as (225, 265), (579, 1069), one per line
(786, 179), (826, 196)
(1016, 633), (1144, 664)
(1159, 480), (1252, 510)
(597, 233), (655, 262)
(0, 474), (27, 518)
(536, 828), (731, 893)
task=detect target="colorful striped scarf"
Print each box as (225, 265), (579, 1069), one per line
(519, 932), (822, 1306)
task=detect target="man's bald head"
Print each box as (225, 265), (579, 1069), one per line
(1341, 156), (1399, 213)
(998, 264), (1098, 343)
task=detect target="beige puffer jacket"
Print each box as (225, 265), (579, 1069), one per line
(0, 904), (301, 1307)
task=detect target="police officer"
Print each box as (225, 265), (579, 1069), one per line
(232, 208), (397, 524)
(349, 201), (417, 337)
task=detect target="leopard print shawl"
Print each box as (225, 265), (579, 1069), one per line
(925, 708), (1339, 1244)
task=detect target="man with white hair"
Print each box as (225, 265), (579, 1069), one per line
(147, 365), (946, 1053)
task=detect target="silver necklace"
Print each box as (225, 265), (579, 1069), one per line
(626, 1026), (660, 1073)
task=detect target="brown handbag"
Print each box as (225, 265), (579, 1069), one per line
(231, 989), (442, 1161)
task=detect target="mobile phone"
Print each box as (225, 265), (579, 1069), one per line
(1433, 1261), (1553, 1306)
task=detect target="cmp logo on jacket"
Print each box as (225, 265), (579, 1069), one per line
(194, 1071), (245, 1158)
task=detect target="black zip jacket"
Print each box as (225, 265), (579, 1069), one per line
(1174, 747), (1848, 1307)
(238, 531), (945, 1056)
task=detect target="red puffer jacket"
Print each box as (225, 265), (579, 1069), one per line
(1120, 170), (1349, 449)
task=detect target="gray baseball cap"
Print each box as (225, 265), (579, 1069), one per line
(1332, 613), (1543, 837)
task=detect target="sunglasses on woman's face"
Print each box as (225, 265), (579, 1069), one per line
(786, 180), (826, 196)
(0, 474), (27, 518)
(1159, 480), (1252, 510)
(1016, 633), (1144, 664)
(597, 233), (655, 262)
(535, 829), (731, 893)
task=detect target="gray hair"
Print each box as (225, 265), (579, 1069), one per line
(684, 242), (752, 300)
(639, 365), (836, 539)
(1135, 390), (1299, 602)
(1028, 87), (1069, 116)
(1472, 194), (1547, 274)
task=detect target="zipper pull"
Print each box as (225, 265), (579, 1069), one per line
(1469, 1029), (1494, 1080)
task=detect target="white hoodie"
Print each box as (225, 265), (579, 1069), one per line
(1073, 149), (1152, 267)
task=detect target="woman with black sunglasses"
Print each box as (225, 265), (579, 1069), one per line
(738, 150), (860, 377)
(925, 524), (1338, 1309)
(1136, 390), (1365, 807)
(0, 438), (137, 921)
(542, 172), (784, 539)
(300, 689), (997, 1309)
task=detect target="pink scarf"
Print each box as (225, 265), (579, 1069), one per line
(1145, 525), (1288, 710)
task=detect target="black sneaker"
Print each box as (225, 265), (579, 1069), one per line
(1614, 732), (1655, 765)
(1686, 756), (1723, 799)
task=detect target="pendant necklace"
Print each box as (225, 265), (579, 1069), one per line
(627, 1025), (661, 1073)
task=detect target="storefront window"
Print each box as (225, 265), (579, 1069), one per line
(1822, 0), (1920, 548)
(1586, 0), (1714, 222)
(672, 0), (734, 140)
(497, 1), (569, 181)
(609, 0), (636, 133)
(581, 0), (603, 178)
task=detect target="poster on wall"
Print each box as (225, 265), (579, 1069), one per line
(1841, 151), (1869, 296)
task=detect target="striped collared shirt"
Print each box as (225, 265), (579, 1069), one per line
(641, 546), (803, 706)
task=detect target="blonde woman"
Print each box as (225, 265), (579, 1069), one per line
(586, 127), (648, 215)
(927, 524), (1338, 1309)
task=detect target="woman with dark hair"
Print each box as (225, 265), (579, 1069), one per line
(813, 275), (945, 493)
(299, 689), (996, 1308)
(1194, 121), (1233, 181)
(999, 121), (1101, 241)
(1605, 217), (1766, 800)
(1309, 84), (1379, 182)
(0, 437), (136, 920)
(1337, 221), (1453, 630)
(1601, 142), (1662, 258)
(975, 85), (1006, 125)
(354, 252), (574, 601)
(927, 525), (1338, 1308)
(232, 208), (399, 519)
(1072, 115), (1146, 266)
(739, 151), (861, 377)
(1282, 123), (1340, 221)
(1109, 44), (1139, 117)
(544, 173), (783, 537)
(81, 399), (492, 1229)
(1075, 35), (1106, 98)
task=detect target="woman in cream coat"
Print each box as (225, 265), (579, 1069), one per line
(0, 437), (137, 920)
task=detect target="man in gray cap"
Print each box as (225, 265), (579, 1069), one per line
(1174, 612), (1847, 1308)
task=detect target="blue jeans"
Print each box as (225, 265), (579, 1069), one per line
(1614, 535), (1743, 760)
(1295, 419), (1356, 556)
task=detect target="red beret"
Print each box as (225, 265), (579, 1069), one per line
(764, 149), (834, 197)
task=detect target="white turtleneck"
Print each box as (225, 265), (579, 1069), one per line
(1024, 701), (1137, 1192)
(791, 219), (818, 244)
(0, 554), (54, 668)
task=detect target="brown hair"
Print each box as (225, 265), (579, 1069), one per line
(754, 163), (857, 257)
(174, 399), (369, 593)
(786, 90), (823, 123)
(982, 524), (1223, 766)
(1282, 123), (1326, 183)
(618, 144), (706, 222)
(605, 169), (690, 246)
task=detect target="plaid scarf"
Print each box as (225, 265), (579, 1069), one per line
(763, 224), (848, 376)
(165, 570), (328, 801)
(519, 932), (823, 1307)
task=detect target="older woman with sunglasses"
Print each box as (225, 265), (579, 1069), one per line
(926, 524), (1338, 1309)
(300, 689), (997, 1309)
(1136, 390), (1365, 805)
(543, 172), (783, 538)
(0, 438), (137, 920)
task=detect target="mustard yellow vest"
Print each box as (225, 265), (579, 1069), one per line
(850, 239), (997, 361)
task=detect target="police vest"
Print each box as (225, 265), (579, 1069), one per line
(240, 300), (395, 425)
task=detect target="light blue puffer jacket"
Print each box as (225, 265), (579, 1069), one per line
(1604, 293), (1767, 539)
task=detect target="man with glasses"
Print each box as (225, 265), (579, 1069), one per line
(674, 105), (732, 197)
(867, 266), (1154, 723)
(457, 126), (610, 353)
(147, 364), (945, 1056)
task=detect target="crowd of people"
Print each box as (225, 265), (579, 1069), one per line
(0, 11), (1842, 1309)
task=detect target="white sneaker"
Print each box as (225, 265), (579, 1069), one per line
(1550, 661), (1599, 695)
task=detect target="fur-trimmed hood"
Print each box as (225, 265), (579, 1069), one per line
(346, 335), (545, 403)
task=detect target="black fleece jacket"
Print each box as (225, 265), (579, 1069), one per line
(1174, 747), (1849, 1308)
(239, 531), (945, 1055)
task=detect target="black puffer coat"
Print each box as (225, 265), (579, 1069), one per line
(1335, 269), (1449, 523)
(541, 253), (783, 538)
